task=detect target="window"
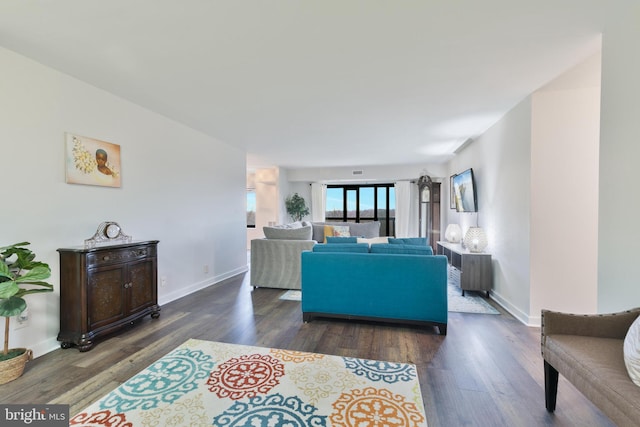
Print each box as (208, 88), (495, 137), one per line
(247, 190), (256, 228)
(325, 184), (396, 236)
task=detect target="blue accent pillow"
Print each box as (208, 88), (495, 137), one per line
(370, 243), (433, 255)
(325, 236), (358, 244)
(312, 243), (370, 253)
(388, 237), (428, 246)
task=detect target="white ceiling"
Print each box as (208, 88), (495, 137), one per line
(0, 1), (613, 169)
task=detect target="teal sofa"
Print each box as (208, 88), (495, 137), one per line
(301, 244), (448, 334)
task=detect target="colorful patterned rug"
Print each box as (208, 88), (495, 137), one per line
(70, 339), (427, 426)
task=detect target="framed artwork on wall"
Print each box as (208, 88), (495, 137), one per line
(65, 133), (121, 188)
(450, 174), (456, 209)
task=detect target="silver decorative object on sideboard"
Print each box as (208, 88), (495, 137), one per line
(84, 221), (132, 248)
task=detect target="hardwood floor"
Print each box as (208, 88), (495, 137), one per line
(2, 272), (614, 426)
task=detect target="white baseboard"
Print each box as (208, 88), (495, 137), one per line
(159, 265), (248, 306)
(490, 290), (540, 327)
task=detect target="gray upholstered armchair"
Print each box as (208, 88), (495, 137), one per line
(250, 239), (315, 289)
(250, 223), (315, 290)
(541, 307), (640, 426)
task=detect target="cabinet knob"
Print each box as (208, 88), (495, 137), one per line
(123, 282), (132, 289)
(103, 256), (110, 261)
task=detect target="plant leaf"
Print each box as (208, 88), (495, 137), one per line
(0, 262), (11, 280)
(0, 242), (30, 253)
(0, 296), (27, 317)
(15, 265), (51, 283)
(15, 284), (54, 297)
(0, 280), (19, 299)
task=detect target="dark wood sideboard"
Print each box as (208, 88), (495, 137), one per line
(57, 240), (160, 351)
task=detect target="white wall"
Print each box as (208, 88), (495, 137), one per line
(446, 99), (533, 323)
(598, 15), (640, 312)
(446, 52), (601, 325)
(0, 47), (247, 357)
(530, 53), (601, 317)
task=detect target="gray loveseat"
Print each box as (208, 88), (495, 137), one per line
(250, 221), (382, 290)
(541, 307), (640, 426)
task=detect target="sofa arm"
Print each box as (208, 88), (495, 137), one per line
(541, 307), (640, 355)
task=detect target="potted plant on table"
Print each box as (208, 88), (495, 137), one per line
(0, 242), (54, 384)
(285, 193), (310, 222)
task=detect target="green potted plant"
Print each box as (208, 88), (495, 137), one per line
(285, 193), (310, 222)
(0, 242), (54, 384)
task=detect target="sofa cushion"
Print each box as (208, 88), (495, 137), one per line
(370, 243), (433, 255)
(263, 224), (312, 240)
(312, 221), (381, 242)
(347, 222), (380, 238)
(624, 316), (640, 387)
(312, 243), (370, 253)
(326, 236), (358, 243)
(388, 237), (428, 246)
(545, 334), (640, 422)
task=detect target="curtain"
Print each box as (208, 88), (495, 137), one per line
(311, 182), (326, 222)
(394, 181), (418, 237)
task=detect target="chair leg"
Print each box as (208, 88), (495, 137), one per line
(544, 360), (559, 412)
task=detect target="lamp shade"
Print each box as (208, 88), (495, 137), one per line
(464, 227), (488, 253)
(444, 224), (462, 243)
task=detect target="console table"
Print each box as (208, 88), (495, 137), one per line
(57, 240), (160, 351)
(436, 241), (492, 297)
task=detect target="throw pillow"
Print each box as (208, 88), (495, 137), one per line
(332, 225), (350, 237)
(263, 225), (312, 240)
(323, 225), (351, 242)
(323, 225), (334, 243)
(624, 315), (640, 387)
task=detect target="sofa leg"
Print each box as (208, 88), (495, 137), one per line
(544, 360), (559, 412)
(438, 324), (447, 335)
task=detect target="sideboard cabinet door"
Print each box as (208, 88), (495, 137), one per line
(87, 265), (127, 331)
(57, 240), (160, 352)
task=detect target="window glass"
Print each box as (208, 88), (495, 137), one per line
(247, 190), (256, 228)
(360, 187), (374, 219)
(326, 187), (344, 219)
(346, 189), (357, 219)
(377, 187), (387, 219)
(325, 184), (395, 236)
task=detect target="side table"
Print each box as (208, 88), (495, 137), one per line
(436, 241), (492, 297)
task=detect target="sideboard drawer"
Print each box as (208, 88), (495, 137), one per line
(87, 245), (156, 267)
